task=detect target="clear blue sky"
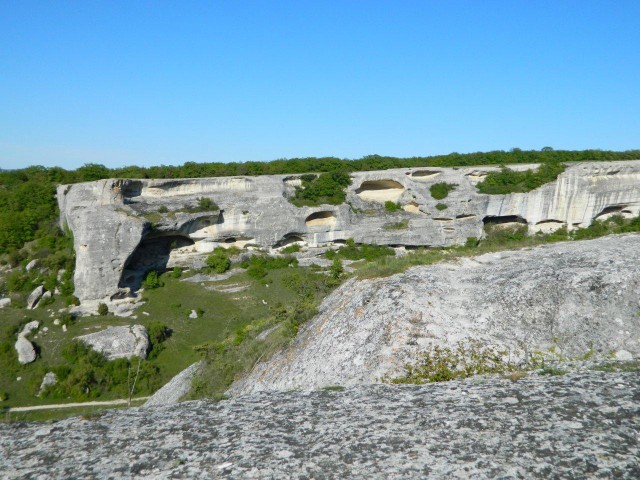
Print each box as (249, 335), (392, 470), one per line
(1, 1), (639, 170)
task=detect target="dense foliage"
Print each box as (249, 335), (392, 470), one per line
(325, 239), (395, 261)
(476, 160), (566, 194)
(429, 182), (457, 200)
(290, 172), (352, 206)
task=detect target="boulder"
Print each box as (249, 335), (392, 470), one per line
(26, 286), (45, 310)
(76, 325), (149, 360)
(145, 361), (203, 407)
(38, 372), (58, 396)
(25, 259), (38, 271)
(14, 337), (36, 364)
(0, 298), (10, 309)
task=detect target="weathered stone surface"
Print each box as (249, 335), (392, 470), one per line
(1, 371), (638, 478)
(38, 372), (58, 396)
(0, 298), (10, 308)
(58, 161), (640, 302)
(145, 361), (203, 407)
(76, 325), (149, 360)
(14, 321), (39, 365)
(231, 234), (640, 394)
(26, 285), (44, 310)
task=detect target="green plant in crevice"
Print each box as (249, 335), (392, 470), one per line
(429, 182), (457, 200)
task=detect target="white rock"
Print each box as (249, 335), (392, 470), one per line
(53, 319), (60, 326)
(142, 311), (150, 316)
(38, 372), (58, 396)
(614, 350), (633, 361)
(15, 337), (36, 364)
(25, 259), (38, 271)
(189, 310), (198, 319)
(26, 286), (45, 310)
(0, 298), (10, 308)
(62, 325), (68, 332)
(42, 327), (49, 333)
(76, 325), (150, 360)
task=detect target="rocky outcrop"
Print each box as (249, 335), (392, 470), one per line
(144, 361), (202, 407)
(1, 371), (638, 478)
(231, 234), (640, 394)
(14, 321), (39, 364)
(57, 161), (640, 303)
(76, 325), (149, 360)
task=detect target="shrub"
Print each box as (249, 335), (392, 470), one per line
(384, 201), (402, 212)
(435, 203), (448, 211)
(97, 303), (109, 316)
(477, 160), (565, 195)
(205, 249), (231, 274)
(157, 205), (169, 213)
(290, 171), (352, 207)
(329, 257), (344, 279)
(430, 182), (457, 200)
(326, 239), (394, 261)
(281, 243), (301, 254)
(142, 271), (163, 289)
(388, 339), (517, 384)
(171, 267), (182, 278)
(240, 255), (298, 279)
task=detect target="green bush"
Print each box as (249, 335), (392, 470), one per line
(325, 239), (395, 261)
(97, 303), (109, 316)
(171, 267), (182, 278)
(280, 243), (301, 254)
(290, 171), (352, 207)
(429, 182), (457, 200)
(240, 255), (298, 280)
(384, 201), (402, 212)
(435, 203), (448, 211)
(205, 248), (231, 274)
(157, 205), (169, 213)
(142, 271), (164, 289)
(477, 160), (566, 194)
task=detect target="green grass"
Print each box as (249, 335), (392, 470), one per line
(0, 397), (147, 423)
(383, 219), (410, 230)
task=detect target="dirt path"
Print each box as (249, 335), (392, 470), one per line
(6, 397), (149, 412)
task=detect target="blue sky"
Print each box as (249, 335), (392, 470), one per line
(1, 1), (639, 170)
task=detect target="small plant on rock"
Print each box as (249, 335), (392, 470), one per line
(97, 302), (109, 316)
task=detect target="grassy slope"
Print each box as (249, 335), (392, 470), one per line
(0, 266), (313, 410)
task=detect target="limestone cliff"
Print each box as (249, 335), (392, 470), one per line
(57, 160), (640, 302)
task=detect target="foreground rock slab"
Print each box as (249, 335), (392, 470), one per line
(232, 234), (640, 394)
(1, 371), (638, 479)
(75, 325), (149, 360)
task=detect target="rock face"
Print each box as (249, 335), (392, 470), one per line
(14, 321), (39, 365)
(1, 371), (638, 478)
(76, 325), (149, 360)
(144, 361), (202, 407)
(57, 160), (640, 302)
(231, 234), (640, 394)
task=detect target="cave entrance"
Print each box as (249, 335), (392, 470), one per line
(355, 180), (405, 202)
(119, 234), (195, 291)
